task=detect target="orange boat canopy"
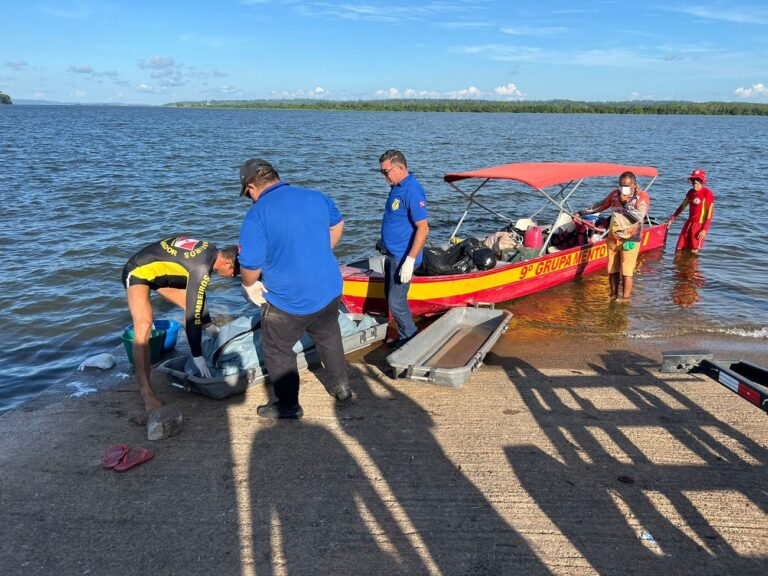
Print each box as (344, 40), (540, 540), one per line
(444, 162), (658, 189)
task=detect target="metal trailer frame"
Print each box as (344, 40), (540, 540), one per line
(662, 350), (768, 414)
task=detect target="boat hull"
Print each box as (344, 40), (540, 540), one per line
(342, 224), (668, 316)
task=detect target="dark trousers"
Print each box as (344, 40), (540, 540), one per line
(261, 296), (348, 407)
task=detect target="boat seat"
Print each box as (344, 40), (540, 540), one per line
(551, 212), (575, 234)
(515, 218), (536, 231)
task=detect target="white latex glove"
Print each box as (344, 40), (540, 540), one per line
(399, 256), (416, 284)
(192, 356), (212, 379)
(241, 281), (267, 306)
(204, 324), (220, 339)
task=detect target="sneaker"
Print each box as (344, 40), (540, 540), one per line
(386, 335), (415, 350)
(256, 401), (303, 420)
(330, 383), (352, 403)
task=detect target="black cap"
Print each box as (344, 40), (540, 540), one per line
(239, 158), (276, 196)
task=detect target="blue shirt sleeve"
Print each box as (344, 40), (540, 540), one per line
(407, 186), (428, 223)
(238, 205), (267, 270)
(326, 194), (343, 226)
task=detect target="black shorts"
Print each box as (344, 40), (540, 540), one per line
(122, 266), (157, 290)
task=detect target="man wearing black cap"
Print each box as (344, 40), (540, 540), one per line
(238, 158), (350, 419)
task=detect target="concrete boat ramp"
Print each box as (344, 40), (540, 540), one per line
(1, 335), (766, 575)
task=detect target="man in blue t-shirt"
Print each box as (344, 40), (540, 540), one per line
(378, 149), (430, 346)
(238, 158), (350, 419)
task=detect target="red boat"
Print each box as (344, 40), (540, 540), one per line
(341, 162), (668, 317)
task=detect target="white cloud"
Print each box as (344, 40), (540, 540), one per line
(735, 83), (768, 99)
(268, 86), (331, 99)
(435, 21), (493, 29)
(403, 88), (441, 98)
(72, 89), (87, 98)
(220, 85), (236, 93)
(139, 56), (179, 71)
(185, 66), (207, 79)
(179, 32), (241, 48)
(494, 83), (523, 98)
(213, 69), (229, 77)
(375, 87), (403, 98)
(40, 4), (92, 19)
(94, 70), (120, 79)
(294, 3), (407, 22)
(33, 91), (46, 100)
(138, 56), (185, 87)
(289, 1), (481, 24)
(447, 86), (482, 99)
(451, 44), (543, 62)
(136, 83), (156, 93)
(68, 65), (93, 74)
(500, 25), (568, 37)
(5, 60), (28, 71)
(667, 6), (768, 25)
(374, 87), (443, 98)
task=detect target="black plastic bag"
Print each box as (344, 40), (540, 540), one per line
(416, 237), (496, 276)
(417, 243), (467, 276)
(471, 247), (496, 270)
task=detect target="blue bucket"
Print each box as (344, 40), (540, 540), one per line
(153, 319), (181, 352)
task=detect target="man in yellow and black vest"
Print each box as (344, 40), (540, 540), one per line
(122, 237), (238, 411)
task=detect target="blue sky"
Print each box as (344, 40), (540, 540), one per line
(1, 0), (767, 104)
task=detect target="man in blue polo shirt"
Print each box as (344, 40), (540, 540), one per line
(378, 149), (430, 347)
(238, 158), (350, 419)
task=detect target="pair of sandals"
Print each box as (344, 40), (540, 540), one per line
(102, 444), (154, 472)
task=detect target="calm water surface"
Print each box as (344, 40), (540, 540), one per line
(1, 106), (767, 413)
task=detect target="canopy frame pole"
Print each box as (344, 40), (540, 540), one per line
(529, 179), (586, 257)
(643, 176), (657, 226)
(448, 179), (515, 240)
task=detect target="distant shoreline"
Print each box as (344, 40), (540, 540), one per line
(168, 99), (768, 116)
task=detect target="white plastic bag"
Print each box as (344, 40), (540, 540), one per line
(77, 353), (116, 371)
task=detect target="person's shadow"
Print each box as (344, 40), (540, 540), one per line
(246, 417), (426, 575)
(334, 359), (552, 575)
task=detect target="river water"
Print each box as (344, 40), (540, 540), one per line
(1, 106), (767, 413)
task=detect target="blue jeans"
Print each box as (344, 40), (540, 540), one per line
(384, 254), (417, 340)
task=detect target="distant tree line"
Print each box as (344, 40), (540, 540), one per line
(168, 98), (768, 116)
(0, 91), (12, 105)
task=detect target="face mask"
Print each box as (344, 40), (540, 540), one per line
(620, 186), (632, 196)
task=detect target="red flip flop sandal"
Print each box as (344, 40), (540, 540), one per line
(113, 446), (154, 472)
(103, 444), (130, 469)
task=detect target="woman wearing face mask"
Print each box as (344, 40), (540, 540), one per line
(573, 171), (650, 301)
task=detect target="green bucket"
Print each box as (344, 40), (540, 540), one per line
(122, 327), (165, 365)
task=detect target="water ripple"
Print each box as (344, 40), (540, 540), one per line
(1, 106), (767, 412)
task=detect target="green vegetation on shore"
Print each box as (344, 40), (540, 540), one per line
(168, 98), (768, 116)
(0, 91), (12, 105)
